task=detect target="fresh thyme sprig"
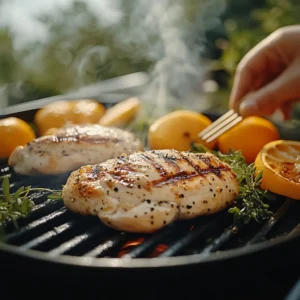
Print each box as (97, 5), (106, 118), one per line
(0, 176), (62, 227)
(191, 143), (273, 224)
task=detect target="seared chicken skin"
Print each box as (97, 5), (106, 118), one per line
(8, 124), (143, 175)
(62, 149), (239, 233)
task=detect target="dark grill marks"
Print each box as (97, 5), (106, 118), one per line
(93, 165), (101, 177)
(140, 153), (167, 176)
(151, 152), (233, 187)
(35, 128), (122, 144)
(77, 136), (121, 144)
(140, 151), (198, 188)
(153, 172), (199, 187)
(87, 165), (107, 180)
(179, 152), (201, 172)
(155, 151), (181, 172)
(81, 150), (234, 192)
(88, 160), (136, 186)
(35, 135), (118, 144)
(117, 155), (128, 164)
(179, 152), (230, 177)
(194, 154), (212, 167)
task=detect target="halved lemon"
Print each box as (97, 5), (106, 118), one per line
(99, 97), (141, 127)
(254, 139), (300, 200)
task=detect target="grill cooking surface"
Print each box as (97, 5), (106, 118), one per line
(0, 103), (300, 268)
(1, 164), (300, 266)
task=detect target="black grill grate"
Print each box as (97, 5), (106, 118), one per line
(1, 165), (300, 261)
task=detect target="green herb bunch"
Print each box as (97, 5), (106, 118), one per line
(0, 176), (62, 227)
(191, 143), (273, 224)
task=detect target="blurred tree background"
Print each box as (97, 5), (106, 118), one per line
(0, 0), (299, 107)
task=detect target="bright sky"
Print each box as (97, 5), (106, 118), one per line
(0, 0), (120, 48)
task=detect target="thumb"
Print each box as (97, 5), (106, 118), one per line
(239, 60), (300, 117)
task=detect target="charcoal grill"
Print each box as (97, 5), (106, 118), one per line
(0, 97), (300, 284)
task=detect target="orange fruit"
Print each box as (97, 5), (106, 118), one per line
(99, 97), (141, 127)
(218, 116), (280, 163)
(148, 110), (216, 151)
(0, 117), (35, 158)
(71, 99), (106, 124)
(254, 140), (300, 200)
(34, 100), (72, 135)
(34, 99), (106, 135)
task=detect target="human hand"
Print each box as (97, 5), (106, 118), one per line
(229, 25), (300, 119)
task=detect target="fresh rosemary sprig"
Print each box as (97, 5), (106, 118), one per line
(0, 176), (62, 227)
(191, 143), (273, 224)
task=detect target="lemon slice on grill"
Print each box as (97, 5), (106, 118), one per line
(254, 139), (300, 200)
(99, 97), (141, 127)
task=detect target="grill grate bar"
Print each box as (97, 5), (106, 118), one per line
(198, 198), (294, 253)
(247, 198), (294, 245)
(21, 221), (76, 249)
(84, 232), (127, 257)
(10, 179), (51, 192)
(122, 225), (175, 258)
(3, 195), (64, 233)
(158, 220), (218, 257)
(48, 225), (105, 256)
(288, 223), (300, 238)
(200, 225), (239, 254)
(29, 199), (63, 214)
(4, 207), (68, 242)
(6, 172), (70, 194)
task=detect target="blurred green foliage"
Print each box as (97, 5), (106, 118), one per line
(0, 0), (299, 105)
(0, 29), (17, 84)
(219, 0), (300, 86)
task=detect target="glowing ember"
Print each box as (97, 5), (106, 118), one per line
(149, 244), (168, 257)
(117, 237), (145, 257)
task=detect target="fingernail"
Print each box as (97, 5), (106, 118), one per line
(239, 100), (258, 116)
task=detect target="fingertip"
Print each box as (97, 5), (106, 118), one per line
(228, 98), (234, 110)
(239, 95), (277, 118)
(228, 87), (241, 112)
(228, 69), (253, 113)
(239, 100), (258, 117)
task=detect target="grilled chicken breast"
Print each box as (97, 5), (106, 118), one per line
(62, 149), (239, 233)
(8, 124), (143, 175)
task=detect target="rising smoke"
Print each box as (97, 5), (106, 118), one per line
(76, 0), (227, 119)
(121, 0), (226, 117)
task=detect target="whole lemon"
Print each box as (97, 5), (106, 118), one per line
(218, 116), (280, 163)
(0, 117), (36, 159)
(34, 99), (106, 135)
(148, 110), (216, 151)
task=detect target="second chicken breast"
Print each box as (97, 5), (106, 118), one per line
(8, 124), (143, 175)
